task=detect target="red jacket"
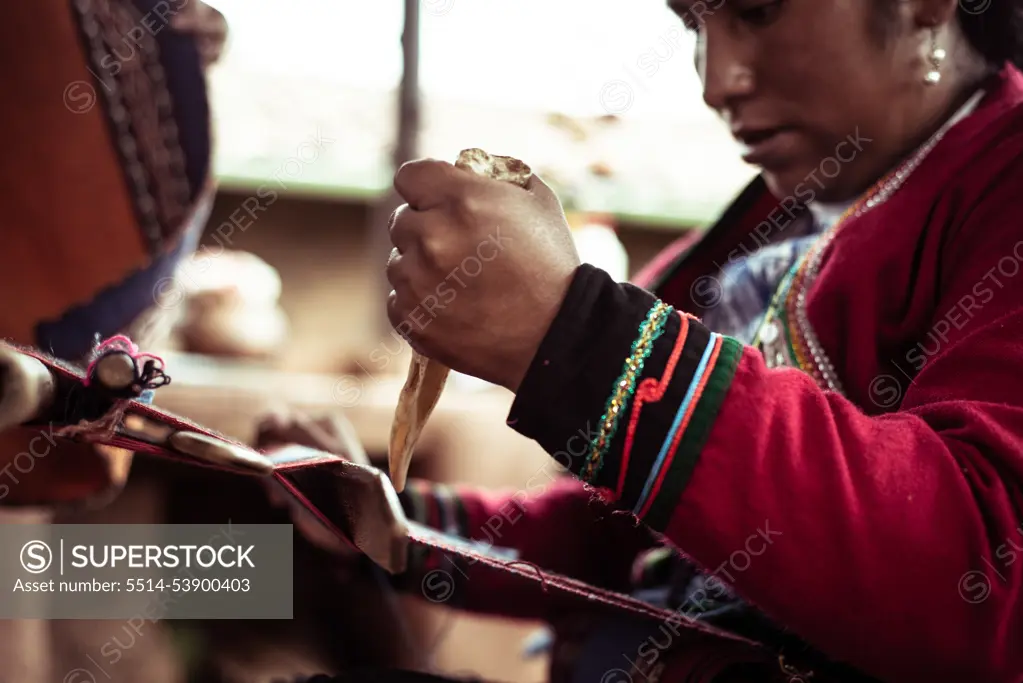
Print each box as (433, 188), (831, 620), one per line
(396, 65), (1023, 683)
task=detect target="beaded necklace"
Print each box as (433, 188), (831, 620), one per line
(751, 89), (985, 393)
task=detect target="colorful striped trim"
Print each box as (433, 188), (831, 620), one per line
(617, 311), (692, 498)
(396, 482), (472, 604)
(401, 483), (471, 538)
(775, 302), (802, 367)
(643, 337), (744, 530)
(433, 483), (469, 537)
(782, 259), (814, 369)
(616, 321), (710, 509)
(582, 300), (674, 483)
(634, 333), (723, 517)
(400, 483), (432, 571)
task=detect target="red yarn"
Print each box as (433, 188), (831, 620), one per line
(618, 311), (689, 498)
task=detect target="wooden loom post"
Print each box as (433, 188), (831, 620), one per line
(369, 0), (421, 336)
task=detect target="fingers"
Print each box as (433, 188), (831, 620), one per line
(391, 160), (548, 253)
(255, 409), (365, 461)
(385, 289), (429, 355)
(385, 289), (409, 338)
(384, 245), (409, 297)
(322, 412), (371, 466)
(388, 202), (427, 255)
(393, 158), (469, 210)
(254, 409), (294, 450)
(385, 225), (430, 310)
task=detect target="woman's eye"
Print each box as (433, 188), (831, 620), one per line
(737, 0), (784, 27)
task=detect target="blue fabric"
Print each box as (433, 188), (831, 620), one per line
(34, 202), (207, 361)
(700, 215), (824, 343)
(132, 0), (212, 202)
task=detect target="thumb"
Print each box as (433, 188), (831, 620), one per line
(525, 172), (566, 214)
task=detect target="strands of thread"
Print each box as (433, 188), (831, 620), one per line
(408, 525), (713, 628)
(82, 335), (139, 386)
(83, 334), (170, 393)
(587, 484), (618, 506)
(54, 400), (132, 442)
(56, 335), (171, 442)
(503, 560), (550, 592)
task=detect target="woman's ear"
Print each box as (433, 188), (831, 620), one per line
(908, 0), (960, 29)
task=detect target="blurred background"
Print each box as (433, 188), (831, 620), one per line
(199, 0), (757, 374)
(0, 1), (758, 682)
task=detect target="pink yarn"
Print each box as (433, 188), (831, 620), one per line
(82, 334), (166, 387)
(55, 335), (169, 442)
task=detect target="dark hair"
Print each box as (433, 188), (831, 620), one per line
(957, 0), (1023, 68)
(874, 0), (1023, 68)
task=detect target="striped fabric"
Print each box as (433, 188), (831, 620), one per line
(393, 481), (474, 606)
(572, 307), (742, 532)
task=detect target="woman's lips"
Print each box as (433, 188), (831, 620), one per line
(734, 127), (799, 168)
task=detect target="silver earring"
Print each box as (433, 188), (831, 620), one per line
(925, 28), (946, 85)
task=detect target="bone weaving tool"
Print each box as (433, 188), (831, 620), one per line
(387, 148), (533, 493)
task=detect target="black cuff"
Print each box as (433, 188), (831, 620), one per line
(504, 263), (738, 530)
(506, 264), (661, 479)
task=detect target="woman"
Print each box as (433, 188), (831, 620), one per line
(286, 0), (1023, 681)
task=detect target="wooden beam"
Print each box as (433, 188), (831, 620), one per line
(368, 0), (422, 336)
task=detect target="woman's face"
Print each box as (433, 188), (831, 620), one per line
(672, 0), (948, 203)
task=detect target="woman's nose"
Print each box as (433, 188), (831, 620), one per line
(699, 36), (755, 113)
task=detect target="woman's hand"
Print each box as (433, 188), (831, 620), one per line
(385, 159), (582, 392)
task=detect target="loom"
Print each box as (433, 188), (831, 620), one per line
(0, 336), (772, 651)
